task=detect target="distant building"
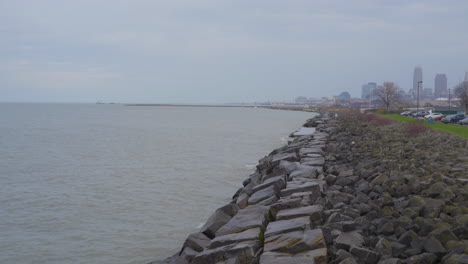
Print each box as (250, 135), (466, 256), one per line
(413, 66), (423, 99)
(361, 82), (377, 99)
(465, 72), (468, 82)
(294, 96), (323, 105)
(434, 74), (447, 98)
(338, 91), (351, 100)
(423, 88), (433, 98)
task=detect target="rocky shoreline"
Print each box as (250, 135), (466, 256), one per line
(150, 111), (468, 264)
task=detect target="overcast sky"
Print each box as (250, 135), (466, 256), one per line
(1, 0), (468, 103)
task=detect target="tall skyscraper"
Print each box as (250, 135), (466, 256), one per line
(465, 72), (468, 82)
(434, 74), (447, 98)
(361, 82), (377, 99)
(413, 66), (423, 99)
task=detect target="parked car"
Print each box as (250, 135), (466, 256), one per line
(433, 115), (446, 121)
(442, 114), (466, 123)
(414, 112), (429, 118)
(424, 113), (444, 119)
(457, 117), (468, 125)
(400, 111), (411, 116)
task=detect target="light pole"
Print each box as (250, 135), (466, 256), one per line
(448, 88), (451, 112)
(417, 81), (422, 112)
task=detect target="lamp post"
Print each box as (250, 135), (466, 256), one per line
(417, 81), (422, 112)
(448, 88), (451, 112)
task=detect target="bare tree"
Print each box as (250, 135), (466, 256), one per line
(454, 81), (468, 113)
(373, 82), (402, 110)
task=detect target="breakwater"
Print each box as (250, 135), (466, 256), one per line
(150, 111), (468, 264)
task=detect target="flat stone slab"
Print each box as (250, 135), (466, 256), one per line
(271, 152), (299, 167)
(252, 175), (286, 193)
(200, 210), (233, 239)
(276, 205), (323, 222)
(300, 157), (325, 166)
(259, 248), (328, 264)
(209, 228), (261, 249)
(192, 240), (261, 264)
(249, 185), (278, 205)
(289, 167), (318, 180)
(264, 229), (326, 254)
(280, 182), (321, 197)
(265, 216), (312, 238)
(182, 232), (211, 252)
(293, 127), (315, 137)
(298, 146), (324, 155)
(216, 205), (270, 236)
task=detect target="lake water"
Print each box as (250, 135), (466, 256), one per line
(0, 104), (315, 264)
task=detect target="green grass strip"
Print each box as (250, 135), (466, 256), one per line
(379, 114), (468, 139)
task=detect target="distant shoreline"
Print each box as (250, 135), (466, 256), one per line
(125, 104), (318, 112)
(125, 104), (253, 107)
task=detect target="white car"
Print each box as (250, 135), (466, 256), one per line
(424, 113), (444, 119)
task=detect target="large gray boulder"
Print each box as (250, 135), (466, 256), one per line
(248, 185), (279, 205)
(252, 175), (287, 193)
(200, 210), (233, 239)
(181, 232), (211, 253)
(280, 182), (321, 197)
(216, 205), (270, 236)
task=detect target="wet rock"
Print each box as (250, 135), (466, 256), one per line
(264, 216), (311, 238)
(264, 229), (326, 254)
(216, 205), (270, 236)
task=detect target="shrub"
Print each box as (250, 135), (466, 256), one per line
(404, 121), (429, 136)
(375, 108), (387, 114)
(359, 113), (393, 126)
